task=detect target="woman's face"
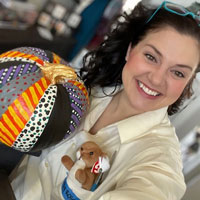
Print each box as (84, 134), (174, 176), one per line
(121, 26), (199, 115)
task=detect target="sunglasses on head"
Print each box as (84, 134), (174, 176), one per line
(146, 1), (200, 25)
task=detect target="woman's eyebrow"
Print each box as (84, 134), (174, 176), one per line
(176, 64), (193, 71)
(146, 44), (193, 71)
(146, 44), (163, 58)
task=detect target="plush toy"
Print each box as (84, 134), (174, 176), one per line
(61, 141), (110, 193)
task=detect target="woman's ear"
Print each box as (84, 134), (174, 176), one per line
(125, 43), (132, 62)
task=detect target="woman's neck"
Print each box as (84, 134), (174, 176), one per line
(110, 90), (141, 120)
(89, 89), (141, 134)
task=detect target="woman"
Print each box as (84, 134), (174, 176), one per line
(12, 1), (200, 200)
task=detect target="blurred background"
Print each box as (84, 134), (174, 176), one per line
(0, 0), (200, 199)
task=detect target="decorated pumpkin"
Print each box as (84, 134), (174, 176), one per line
(0, 47), (89, 152)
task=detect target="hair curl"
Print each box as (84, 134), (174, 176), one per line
(80, 2), (200, 115)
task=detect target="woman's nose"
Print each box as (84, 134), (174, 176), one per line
(148, 67), (166, 86)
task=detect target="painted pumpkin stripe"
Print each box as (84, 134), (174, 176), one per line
(41, 77), (49, 89)
(35, 82), (44, 96)
(33, 83), (41, 100)
(21, 91), (35, 113)
(38, 79), (46, 91)
(2, 114), (20, 136)
(29, 86), (39, 105)
(0, 51), (10, 57)
(14, 52), (25, 57)
(22, 63), (30, 74)
(0, 118), (16, 138)
(6, 51), (19, 57)
(0, 133), (13, 146)
(4, 110), (21, 134)
(11, 52), (22, 57)
(0, 51), (44, 66)
(11, 103), (27, 125)
(0, 68), (4, 77)
(30, 65), (38, 72)
(0, 132), (12, 146)
(24, 54), (44, 65)
(1, 51), (14, 57)
(26, 88), (37, 108)
(2, 66), (13, 84)
(8, 106), (25, 129)
(18, 95), (33, 117)
(13, 64), (22, 79)
(0, 122), (15, 141)
(13, 99), (29, 121)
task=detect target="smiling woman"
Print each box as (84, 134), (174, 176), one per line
(121, 26), (199, 115)
(11, 1), (200, 200)
(81, 1), (200, 116)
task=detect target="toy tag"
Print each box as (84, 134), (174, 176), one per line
(91, 156), (110, 174)
(91, 160), (101, 174)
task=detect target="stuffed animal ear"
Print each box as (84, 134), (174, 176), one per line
(100, 152), (107, 158)
(99, 156), (110, 172)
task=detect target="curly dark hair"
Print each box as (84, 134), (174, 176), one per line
(80, 2), (200, 115)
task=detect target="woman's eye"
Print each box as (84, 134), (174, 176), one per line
(89, 152), (94, 155)
(173, 71), (185, 78)
(145, 54), (157, 62)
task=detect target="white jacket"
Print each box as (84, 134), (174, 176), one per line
(11, 87), (186, 200)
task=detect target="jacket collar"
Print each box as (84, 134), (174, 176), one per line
(87, 87), (171, 144)
(117, 106), (170, 143)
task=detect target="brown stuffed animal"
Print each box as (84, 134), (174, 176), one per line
(61, 141), (110, 191)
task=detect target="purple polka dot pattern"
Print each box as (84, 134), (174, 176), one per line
(63, 82), (88, 137)
(0, 63), (39, 87)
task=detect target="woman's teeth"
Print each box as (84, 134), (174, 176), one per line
(138, 81), (160, 96)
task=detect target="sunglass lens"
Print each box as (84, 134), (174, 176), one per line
(165, 2), (187, 14)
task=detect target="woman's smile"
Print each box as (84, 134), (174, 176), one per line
(136, 80), (161, 98)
